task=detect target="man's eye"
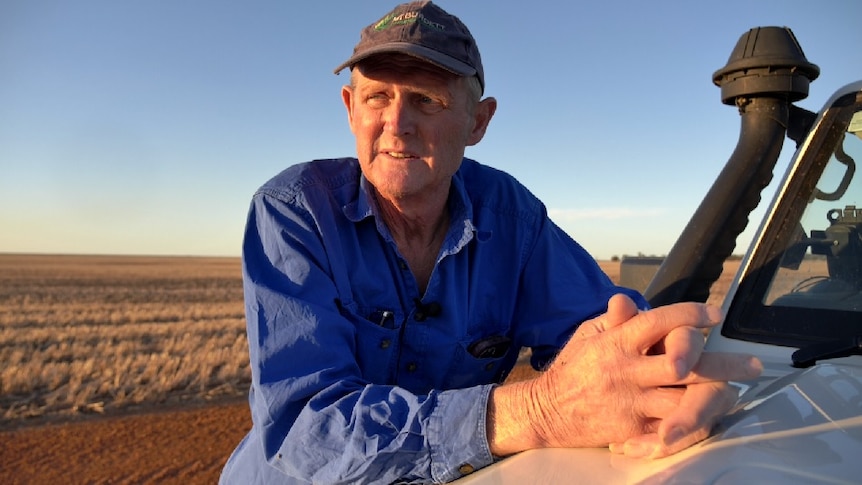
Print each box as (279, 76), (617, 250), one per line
(366, 94), (389, 108)
(416, 96), (444, 113)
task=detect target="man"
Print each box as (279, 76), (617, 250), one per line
(221, 2), (762, 483)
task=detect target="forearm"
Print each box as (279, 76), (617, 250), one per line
(257, 383), (496, 483)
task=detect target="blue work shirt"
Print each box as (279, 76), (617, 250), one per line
(220, 157), (646, 484)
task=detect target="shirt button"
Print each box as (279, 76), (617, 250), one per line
(406, 362), (418, 372)
(458, 463), (475, 475)
(484, 362), (495, 371)
(398, 260), (408, 270)
(379, 339), (391, 349)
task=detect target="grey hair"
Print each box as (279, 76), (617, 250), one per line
(348, 68), (484, 108)
(464, 75), (482, 105)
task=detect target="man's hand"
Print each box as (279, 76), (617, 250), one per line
(487, 294), (762, 458)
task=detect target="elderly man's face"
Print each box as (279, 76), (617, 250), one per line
(341, 55), (493, 205)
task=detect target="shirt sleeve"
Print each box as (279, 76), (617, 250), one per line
(240, 191), (494, 484)
(514, 213), (650, 370)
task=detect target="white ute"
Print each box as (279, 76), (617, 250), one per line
(457, 26), (862, 484)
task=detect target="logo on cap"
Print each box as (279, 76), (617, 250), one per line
(374, 10), (446, 32)
(334, 1), (485, 93)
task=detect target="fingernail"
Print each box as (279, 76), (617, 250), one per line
(624, 442), (651, 458)
(747, 357), (764, 377)
(705, 305), (723, 324)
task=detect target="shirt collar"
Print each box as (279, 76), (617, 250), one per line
(342, 174), (376, 223)
(341, 165), (478, 254)
(444, 169), (478, 256)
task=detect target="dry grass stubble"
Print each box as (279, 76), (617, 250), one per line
(1, 254), (739, 428)
(0, 255), (250, 427)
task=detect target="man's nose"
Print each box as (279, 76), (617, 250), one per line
(382, 98), (416, 136)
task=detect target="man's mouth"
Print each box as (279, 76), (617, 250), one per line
(386, 152), (417, 159)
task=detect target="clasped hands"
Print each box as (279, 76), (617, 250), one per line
(488, 294), (762, 459)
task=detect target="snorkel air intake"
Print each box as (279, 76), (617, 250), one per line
(645, 27), (820, 306)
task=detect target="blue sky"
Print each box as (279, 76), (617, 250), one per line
(1, 0), (860, 260)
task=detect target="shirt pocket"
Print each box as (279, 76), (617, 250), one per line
(338, 300), (401, 385)
(446, 331), (516, 388)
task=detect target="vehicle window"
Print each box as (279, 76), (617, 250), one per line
(723, 88), (862, 347)
(767, 112), (862, 311)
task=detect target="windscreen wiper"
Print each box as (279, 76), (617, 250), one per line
(791, 336), (862, 368)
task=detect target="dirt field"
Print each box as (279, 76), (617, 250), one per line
(0, 399), (250, 484)
(0, 255), (738, 484)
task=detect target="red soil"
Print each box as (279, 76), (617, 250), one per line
(0, 400), (251, 484)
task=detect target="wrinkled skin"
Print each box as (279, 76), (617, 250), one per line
(340, 54), (761, 461)
(488, 294), (763, 459)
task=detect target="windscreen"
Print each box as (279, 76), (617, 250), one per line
(767, 110), (862, 309)
(724, 88), (862, 347)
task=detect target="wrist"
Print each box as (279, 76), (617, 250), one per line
(486, 378), (550, 456)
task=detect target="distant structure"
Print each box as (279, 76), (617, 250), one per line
(619, 256), (665, 293)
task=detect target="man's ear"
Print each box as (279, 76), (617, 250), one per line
(341, 85), (356, 133)
(466, 97), (497, 146)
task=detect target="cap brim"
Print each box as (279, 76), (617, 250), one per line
(333, 42), (477, 78)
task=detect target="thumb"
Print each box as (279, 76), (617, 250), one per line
(574, 293), (640, 339)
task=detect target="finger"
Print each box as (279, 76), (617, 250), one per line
(573, 293), (639, 340)
(633, 351), (761, 389)
(608, 420), (662, 456)
(657, 325), (706, 378)
(609, 433), (662, 458)
(613, 375), (752, 458)
(618, 303), (723, 355)
(604, 293), (640, 330)
(656, 381), (741, 456)
(636, 386), (684, 419)
(678, 352), (763, 384)
(613, 378), (747, 459)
